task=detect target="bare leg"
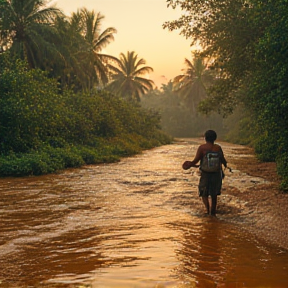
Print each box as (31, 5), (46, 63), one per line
(202, 196), (210, 214)
(211, 195), (217, 215)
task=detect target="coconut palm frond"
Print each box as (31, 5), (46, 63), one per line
(173, 53), (215, 113)
(107, 51), (155, 101)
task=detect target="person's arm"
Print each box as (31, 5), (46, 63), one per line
(182, 146), (202, 170)
(220, 147), (227, 168)
(190, 146), (203, 166)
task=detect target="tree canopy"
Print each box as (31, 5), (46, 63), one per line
(164, 0), (288, 190)
(0, 1), (118, 91)
(107, 51), (155, 101)
(0, 0), (63, 67)
(0, 2), (165, 176)
(173, 53), (214, 113)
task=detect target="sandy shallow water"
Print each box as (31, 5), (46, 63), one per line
(0, 138), (287, 288)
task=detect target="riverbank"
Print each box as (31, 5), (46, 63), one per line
(216, 141), (288, 250)
(0, 133), (172, 177)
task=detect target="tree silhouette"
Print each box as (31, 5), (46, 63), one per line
(108, 51), (155, 101)
(0, 0), (63, 68)
(173, 53), (214, 113)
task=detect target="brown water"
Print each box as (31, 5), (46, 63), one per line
(0, 139), (287, 288)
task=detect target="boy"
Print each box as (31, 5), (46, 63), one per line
(183, 130), (227, 215)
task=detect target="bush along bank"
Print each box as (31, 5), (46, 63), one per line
(0, 59), (172, 177)
(0, 134), (171, 177)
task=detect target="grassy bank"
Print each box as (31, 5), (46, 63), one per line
(0, 57), (172, 177)
(0, 133), (172, 177)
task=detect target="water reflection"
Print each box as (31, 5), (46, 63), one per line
(0, 140), (287, 288)
(172, 216), (288, 287)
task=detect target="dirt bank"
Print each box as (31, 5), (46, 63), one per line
(217, 142), (288, 250)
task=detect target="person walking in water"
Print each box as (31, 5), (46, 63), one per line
(182, 130), (227, 216)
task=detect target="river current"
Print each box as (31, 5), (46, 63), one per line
(0, 139), (287, 287)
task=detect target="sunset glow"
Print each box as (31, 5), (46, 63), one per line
(52, 0), (193, 88)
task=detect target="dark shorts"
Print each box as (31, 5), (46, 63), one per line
(198, 171), (222, 197)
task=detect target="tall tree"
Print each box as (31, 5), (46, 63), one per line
(164, 0), (264, 115)
(50, 14), (84, 89)
(173, 53), (214, 113)
(164, 0), (288, 189)
(108, 51), (155, 101)
(0, 0), (63, 68)
(51, 8), (117, 91)
(79, 8), (117, 89)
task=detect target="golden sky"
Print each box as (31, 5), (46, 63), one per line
(52, 0), (193, 88)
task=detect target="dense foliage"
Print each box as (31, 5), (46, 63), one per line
(0, 0), (63, 68)
(142, 82), (225, 138)
(164, 0), (288, 190)
(0, 1), (163, 176)
(0, 56), (171, 176)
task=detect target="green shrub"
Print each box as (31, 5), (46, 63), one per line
(75, 146), (101, 164)
(0, 152), (61, 176)
(254, 134), (278, 162)
(110, 136), (142, 156)
(0, 57), (172, 176)
(276, 153), (288, 191)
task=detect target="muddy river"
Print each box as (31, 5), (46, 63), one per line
(0, 139), (287, 288)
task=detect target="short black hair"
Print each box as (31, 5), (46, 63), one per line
(204, 130), (217, 143)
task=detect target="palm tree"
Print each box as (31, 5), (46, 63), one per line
(173, 53), (214, 113)
(51, 8), (117, 91)
(0, 0), (63, 68)
(50, 13), (85, 89)
(108, 51), (155, 101)
(77, 8), (117, 89)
